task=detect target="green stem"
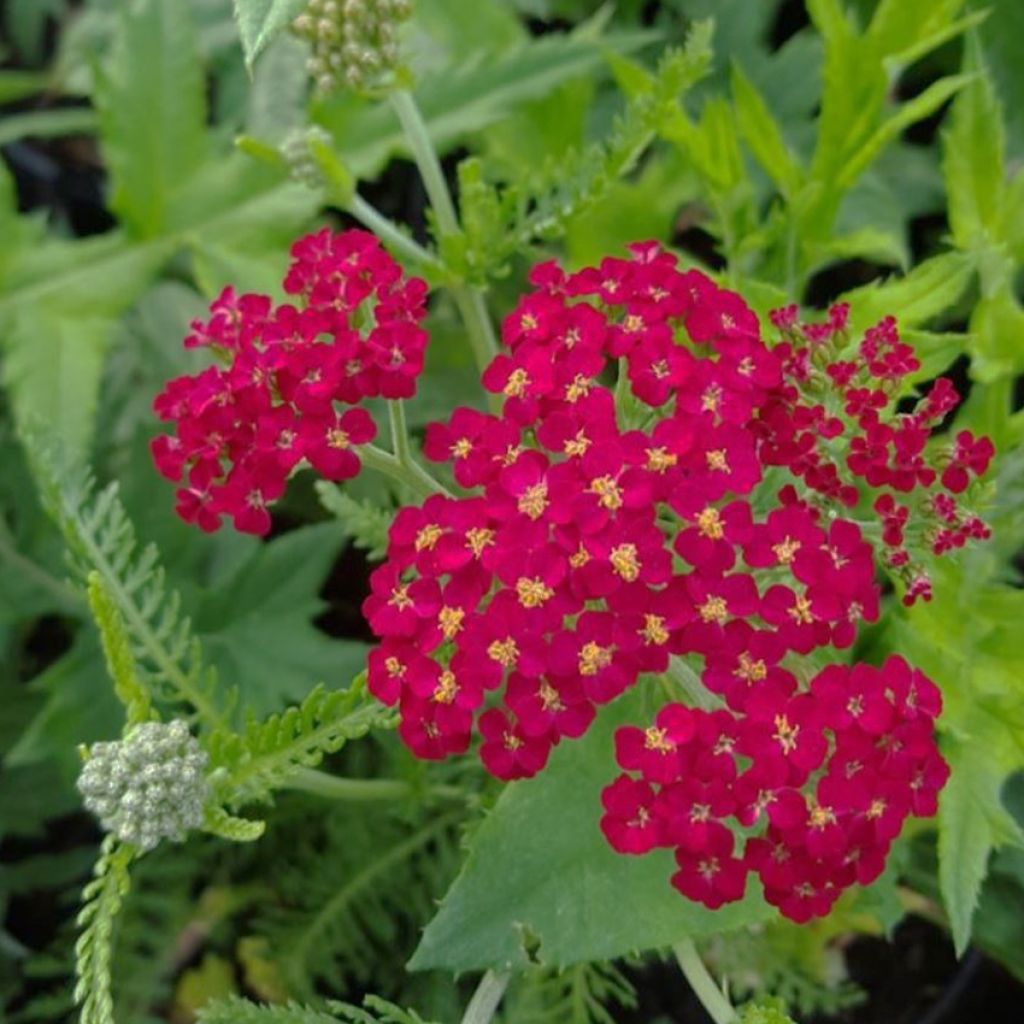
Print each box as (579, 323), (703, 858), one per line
(673, 939), (736, 1024)
(391, 88), (460, 235)
(347, 192), (443, 272)
(388, 399), (413, 464)
(359, 442), (452, 499)
(390, 89), (500, 378)
(285, 767), (465, 803)
(460, 970), (511, 1024)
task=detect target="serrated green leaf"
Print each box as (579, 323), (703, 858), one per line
(841, 251), (975, 332)
(939, 732), (1024, 956)
(195, 524), (369, 715)
(86, 572), (152, 727)
(313, 30), (660, 179)
(3, 312), (114, 460)
(837, 73), (974, 194)
(967, 285), (1024, 383)
(233, 0), (307, 69)
(942, 40), (1006, 248)
(203, 805), (266, 843)
(730, 62), (802, 198)
(95, 0), (207, 237)
(410, 688), (772, 972)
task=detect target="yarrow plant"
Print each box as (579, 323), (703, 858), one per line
(152, 232), (994, 926)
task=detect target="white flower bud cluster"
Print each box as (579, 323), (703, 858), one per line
(77, 720), (209, 852)
(292, 0), (413, 95)
(281, 125), (332, 188)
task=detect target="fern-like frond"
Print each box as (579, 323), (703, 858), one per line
(87, 570), (153, 726)
(23, 434), (227, 727)
(315, 484), (393, 562)
(455, 26), (713, 283)
(329, 995), (438, 1024)
(206, 680), (393, 806)
(73, 839), (134, 1024)
(198, 997), (343, 1024)
(502, 962), (636, 1024)
(258, 805), (462, 999)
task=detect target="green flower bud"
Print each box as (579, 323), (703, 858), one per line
(77, 720), (209, 852)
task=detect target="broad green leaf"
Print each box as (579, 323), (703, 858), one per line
(314, 30), (659, 179)
(867, 0), (970, 66)
(0, 233), (172, 320)
(246, 32), (309, 140)
(938, 735), (1012, 956)
(3, 311), (114, 460)
(195, 525), (370, 715)
(410, 688), (772, 972)
(942, 43), (1006, 248)
(730, 63), (802, 198)
(95, 0), (207, 237)
(837, 74), (973, 194)
(967, 285), (1024, 383)
(968, 0), (1024, 158)
(232, 0), (307, 69)
(841, 251), (975, 332)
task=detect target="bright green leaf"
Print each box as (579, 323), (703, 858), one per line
(232, 0), (307, 69)
(3, 312), (114, 460)
(95, 0), (207, 237)
(411, 689), (772, 972)
(968, 285), (1024, 383)
(730, 62), (802, 198)
(841, 251), (975, 333)
(942, 41), (1006, 248)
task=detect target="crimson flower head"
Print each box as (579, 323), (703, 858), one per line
(151, 229), (429, 535)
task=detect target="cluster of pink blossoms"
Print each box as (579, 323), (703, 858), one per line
(152, 231), (995, 925)
(765, 306), (994, 604)
(151, 230), (428, 534)
(602, 655), (946, 921)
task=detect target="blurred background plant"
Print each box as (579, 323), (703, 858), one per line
(0, 1), (1022, 1022)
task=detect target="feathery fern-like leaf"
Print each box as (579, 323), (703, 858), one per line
(206, 679), (393, 806)
(453, 27), (713, 283)
(86, 570), (153, 726)
(23, 434), (227, 727)
(314, 484), (393, 562)
(199, 996), (343, 1024)
(74, 839), (134, 1024)
(257, 805), (462, 998)
(501, 962), (637, 1024)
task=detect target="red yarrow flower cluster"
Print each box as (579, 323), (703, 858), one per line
(151, 229), (428, 534)
(358, 241), (990, 923)
(602, 656), (947, 921)
(761, 309), (994, 604)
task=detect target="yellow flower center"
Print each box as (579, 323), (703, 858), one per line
(432, 671), (458, 705)
(516, 576), (554, 608)
(578, 641), (613, 676)
(589, 475), (623, 511)
(772, 714), (800, 755)
(487, 637), (519, 668)
(706, 448), (729, 472)
(772, 536), (801, 564)
(518, 481), (550, 520)
(698, 596), (729, 624)
(610, 543), (641, 582)
(438, 606), (465, 640)
(414, 523), (443, 551)
(696, 507), (724, 539)
(640, 614), (669, 646)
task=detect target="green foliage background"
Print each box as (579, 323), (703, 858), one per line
(0, 1), (1022, 1022)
